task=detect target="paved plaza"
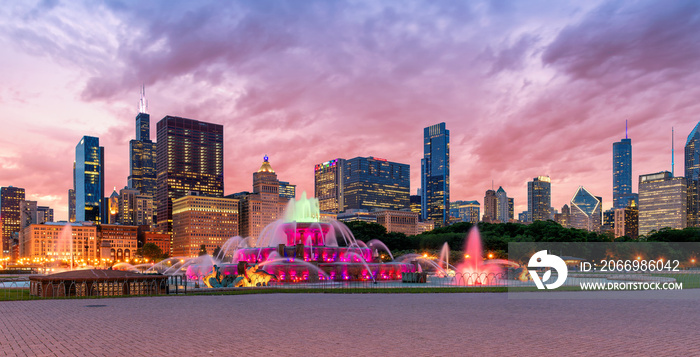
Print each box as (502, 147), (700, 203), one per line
(1, 290), (699, 356)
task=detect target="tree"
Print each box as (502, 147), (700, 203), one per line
(212, 246), (222, 259)
(137, 243), (163, 262)
(198, 244), (207, 256)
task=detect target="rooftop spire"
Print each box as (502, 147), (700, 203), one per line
(625, 119), (628, 139)
(138, 84), (148, 114)
(672, 127), (675, 177)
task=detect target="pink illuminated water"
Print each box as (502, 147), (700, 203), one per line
(454, 227), (502, 285)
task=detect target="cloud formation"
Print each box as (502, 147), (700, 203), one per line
(1, 0), (699, 220)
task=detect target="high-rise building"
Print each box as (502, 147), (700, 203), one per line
(1, 186), (25, 255)
(613, 135), (633, 208)
(279, 181), (296, 200)
(75, 136), (104, 223)
(555, 204), (570, 228)
(483, 190), (497, 222)
(118, 187), (154, 229)
(128, 87), (157, 200)
(37, 206), (53, 223)
(685, 121), (700, 227)
(171, 195), (239, 257)
(343, 156), (410, 212)
(638, 171), (687, 236)
(69, 162), (76, 222)
(315, 159), (345, 213)
(615, 201), (639, 239)
(527, 176), (551, 222)
(421, 123), (450, 227)
(155, 116), (224, 235)
(232, 156), (289, 243)
(569, 186), (602, 232)
(496, 186), (512, 222)
(602, 208), (615, 231)
(450, 200), (480, 224)
(409, 195), (422, 216)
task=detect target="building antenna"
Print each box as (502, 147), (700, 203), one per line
(625, 119), (628, 139)
(138, 84), (148, 114)
(672, 127), (675, 177)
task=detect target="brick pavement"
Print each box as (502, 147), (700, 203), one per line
(1, 290), (699, 356)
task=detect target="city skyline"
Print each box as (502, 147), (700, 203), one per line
(1, 1), (699, 221)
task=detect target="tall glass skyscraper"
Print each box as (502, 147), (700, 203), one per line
(342, 156), (410, 211)
(314, 158), (345, 213)
(685, 121), (700, 227)
(75, 136), (104, 223)
(527, 176), (551, 222)
(570, 186), (602, 232)
(156, 116), (224, 234)
(128, 87), (157, 199)
(421, 123), (450, 227)
(613, 136), (633, 209)
(1, 186), (25, 255)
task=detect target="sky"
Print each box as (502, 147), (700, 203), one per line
(1, 0), (700, 221)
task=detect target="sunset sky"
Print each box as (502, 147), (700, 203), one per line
(1, 0), (699, 221)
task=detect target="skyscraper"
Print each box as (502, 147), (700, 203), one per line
(685, 121), (700, 227)
(614, 201), (639, 240)
(75, 136), (104, 223)
(128, 87), (157, 200)
(527, 176), (551, 222)
(638, 171), (687, 236)
(450, 200), (480, 224)
(421, 123), (450, 227)
(569, 186), (602, 232)
(155, 116), (224, 235)
(483, 189), (497, 222)
(342, 156), (410, 212)
(496, 186), (512, 222)
(613, 125), (633, 208)
(314, 159), (345, 213)
(279, 181), (296, 200)
(1, 186), (25, 255)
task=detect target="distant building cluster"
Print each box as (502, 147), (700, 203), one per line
(2, 91), (698, 266)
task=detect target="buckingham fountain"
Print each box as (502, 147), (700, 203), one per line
(187, 193), (419, 287)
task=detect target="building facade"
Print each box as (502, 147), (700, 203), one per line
(172, 195), (239, 257)
(450, 200), (480, 224)
(410, 195), (422, 216)
(20, 222), (97, 264)
(421, 123), (450, 227)
(375, 210), (420, 236)
(638, 171), (687, 236)
(1, 186), (25, 256)
(75, 136), (104, 223)
(118, 187), (154, 229)
(279, 181), (296, 200)
(483, 190), (497, 222)
(569, 186), (602, 232)
(527, 176), (551, 222)
(496, 187), (512, 222)
(614, 202), (639, 239)
(342, 156), (410, 212)
(155, 116), (224, 235)
(98, 224), (138, 262)
(142, 232), (171, 256)
(686, 121), (700, 227)
(314, 159), (344, 213)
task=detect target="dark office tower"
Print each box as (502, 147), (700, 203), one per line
(421, 123), (450, 227)
(685, 121), (700, 227)
(75, 136), (104, 223)
(278, 181), (296, 200)
(156, 116), (224, 234)
(613, 126), (633, 208)
(68, 189), (76, 222)
(128, 87), (157, 199)
(1, 186), (25, 255)
(483, 189), (497, 222)
(527, 176), (551, 222)
(343, 157), (410, 211)
(410, 195), (422, 216)
(315, 159), (345, 213)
